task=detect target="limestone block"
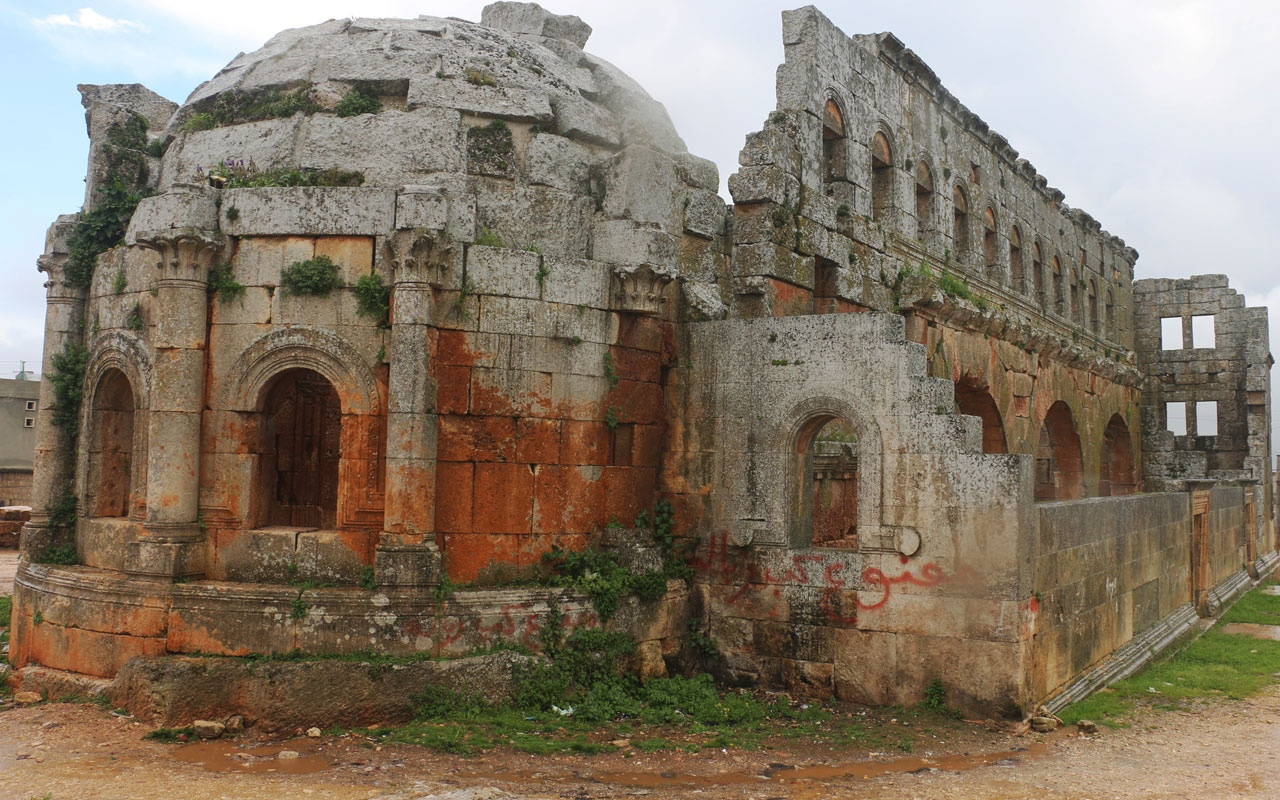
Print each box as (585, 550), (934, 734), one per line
(220, 188), (395, 236)
(591, 219), (678, 268)
(602, 146), (683, 233)
(232, 236), (317, 287)
(274, 291), (339, 328)
(467, 246), (543, 300)
(678, 235), (722, 285)
(728, 165), (801, 206)
(683, 190), (727, 239)
(478, 295), (555, 337)
(394, 186), (448, 230)
(674, 152), (720, 192)
(210, 287), (272, 326)
(217, 529), (299, 583)
(295, 531), (368, 584)
(300, 108), (465, 183)
(539, 258), (609, 308)
(481, 2), (592, 47)
(163, 117), (305, 191)
(407, 76), (552, 122)
(127, 189), (219, 241)
(476, 185), (593, 260)
(527, 133), (591, 193)
(552, 304), (617, 346)
(550, 94), (621, 147)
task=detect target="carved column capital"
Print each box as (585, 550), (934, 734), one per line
(611, 263), (677, 316)
(136, 231), (223, 288)
(36, 253), (84, 302)
(385, 229), (453, 287)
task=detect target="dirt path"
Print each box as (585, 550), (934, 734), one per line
(0, 684), (1277, 800)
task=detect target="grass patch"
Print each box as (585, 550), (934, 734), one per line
(144, 726), (196, 743)
(1060, 582), (1280, 727)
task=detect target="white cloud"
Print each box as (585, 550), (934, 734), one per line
(34, 7), (148, 34)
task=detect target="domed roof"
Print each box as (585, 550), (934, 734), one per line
(159, 2), (686, 191)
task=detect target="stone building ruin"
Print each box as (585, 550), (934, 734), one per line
(12, 3), (1277, 719)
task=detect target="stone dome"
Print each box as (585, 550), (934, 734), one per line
(157, 2), (688, 193)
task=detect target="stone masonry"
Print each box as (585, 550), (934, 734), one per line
(11, 3), (1276, 719)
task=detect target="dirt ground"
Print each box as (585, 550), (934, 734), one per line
(0, 683), (1276, 800)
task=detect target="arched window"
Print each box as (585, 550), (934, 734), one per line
(89, 369), (136, 518)
(915, 161), (934, 241)
(822, 99), (846, 193)
(1100, 414), (1135, 496)
(1052, 256), (1065, 316)
(870, 131), (894, 222)
(1009, 226), (1024, 294)
(982, 207), (999, 282)
(257, 368), (341, 529)
(1035, 401), (1083, 500)
(952, 185), (969, 262)
(1032, 242), (1045, 309)
(1088, 279), (1099, 334)
(954, 377), (1007, 454)
(794, 415), (859, 548)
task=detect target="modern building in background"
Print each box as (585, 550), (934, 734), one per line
(0, 376), (40, 507)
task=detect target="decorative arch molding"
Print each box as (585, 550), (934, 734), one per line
(224, 327), (381, 415)
(779, 395), (884, 550)
(83, 331), (152, 410)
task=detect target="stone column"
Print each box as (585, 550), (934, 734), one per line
(127, 231), (220, 577)
(374, 229), (452, 587)
(20, 217), (88, 561)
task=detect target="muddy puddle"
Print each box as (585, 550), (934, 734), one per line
(173, 738), (331, 774)
(1222, 622), (1280, 641)
(461, 741), (1051, 790)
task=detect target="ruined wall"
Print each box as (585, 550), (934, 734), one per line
(723, 6), (1143, 499)
(674, 312), (1035, 714)
(1134, 276), (1273, 490)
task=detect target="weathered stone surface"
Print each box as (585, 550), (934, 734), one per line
(220, 187), (395, 236)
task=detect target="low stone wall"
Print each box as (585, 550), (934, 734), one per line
(0, 506), (30, 548)
(11, 561), (690, 679)
(1030, 489), (1265, 703)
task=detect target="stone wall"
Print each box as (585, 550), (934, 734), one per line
(675, 311), (1035, 715)
(1031, 493), (1190, 701)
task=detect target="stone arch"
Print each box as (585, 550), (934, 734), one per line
(914, 158), (935, 241)
(822, 96), (847, 189)
(81, 334), (151, 519)
(952, 185), (970, 261)
(1100, 413), (1135, 496)
(954, 376), (1007, 454)
(1035, 401), (1082, 500)
(870, 129), (894, 222)
(224, 327), (381, 415)
(784, 397), (881, 550)
(224, 328), (384, 532)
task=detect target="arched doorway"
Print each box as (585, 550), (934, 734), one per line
(794, 415), (859, 548)
(89, 369), (135, 517)
(1035, 401), (1082, 500)
(258, 368), (341, 528)
(954, 377), (1007, 454)
(1100, 414), (1135, 496)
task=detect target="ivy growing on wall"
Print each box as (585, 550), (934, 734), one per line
(65, 179), (144, 288)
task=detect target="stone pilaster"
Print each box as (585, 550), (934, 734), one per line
(374, 229), (452, 587)
(127, 231), (221, 577)
(20, 216), (88, 561)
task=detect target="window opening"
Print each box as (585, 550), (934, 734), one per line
(1009, 227), (1023, 293)
(795, 415), (859, 549)
(982, 207), (998, 282)
(870, 132), (893, 222)
(914, 162), (934, 241)
(1191, 315), (1215, 349)
(952, 186), (969, 261)
(1195, 401), (1218, 437)
(1160, 317), (1183, 350)
(1165, 401), (1187, 436)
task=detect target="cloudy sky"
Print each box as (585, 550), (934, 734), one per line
(2, 1), (1279, 433)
